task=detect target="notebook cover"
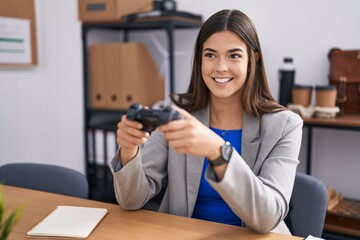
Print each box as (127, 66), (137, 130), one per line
(27, 206), (108, 239)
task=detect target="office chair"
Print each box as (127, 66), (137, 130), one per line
(285, 172), (328, 238)
(0, 163), (89, 199)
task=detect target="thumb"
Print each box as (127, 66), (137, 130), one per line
(172, 105), (194, 120)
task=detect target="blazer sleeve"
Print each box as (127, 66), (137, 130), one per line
(205, 112), (303, 233)
(109, 130), (168, 210)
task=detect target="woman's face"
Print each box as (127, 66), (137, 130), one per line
(201, 30), (249, 102)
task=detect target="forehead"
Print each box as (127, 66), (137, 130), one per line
(203, 30), (247, 50)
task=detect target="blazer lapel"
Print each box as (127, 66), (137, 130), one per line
(185, 105), (210, 217)
(242, 113), (261, 171)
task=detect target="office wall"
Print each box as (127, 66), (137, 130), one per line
(0, 0), (359, 198)
(0, 0), (84, 172)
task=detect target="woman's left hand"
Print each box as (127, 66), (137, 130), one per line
(157, 107), (224, 160)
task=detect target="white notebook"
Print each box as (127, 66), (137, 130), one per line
(27, 206), (108, 239)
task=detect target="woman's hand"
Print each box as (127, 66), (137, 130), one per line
(116, 115), (149, 165)
(158, 107), (224, 160)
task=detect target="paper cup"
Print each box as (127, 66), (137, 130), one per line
(292, 85), (313, 107)
(315, 85), (337, 107)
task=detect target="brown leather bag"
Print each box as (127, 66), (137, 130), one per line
(328, 48), (360, 114)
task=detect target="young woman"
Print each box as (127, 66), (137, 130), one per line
(110, 9), (303, 235)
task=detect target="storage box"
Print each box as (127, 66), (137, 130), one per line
(78, 0), (153, 22)
(89, 42), (165, 110)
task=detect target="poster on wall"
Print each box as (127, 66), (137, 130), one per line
(0, 16), (31, 64)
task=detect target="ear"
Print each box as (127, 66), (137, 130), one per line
(254, 52), (260, 62)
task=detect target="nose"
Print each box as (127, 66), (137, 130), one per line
(215, 58), (229, 72)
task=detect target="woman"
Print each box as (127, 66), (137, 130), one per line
(109, 9), (303, 235)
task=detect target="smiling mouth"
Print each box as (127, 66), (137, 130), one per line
(213, 77), (232, 83)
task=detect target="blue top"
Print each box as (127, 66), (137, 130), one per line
(191, 127), (243, 226)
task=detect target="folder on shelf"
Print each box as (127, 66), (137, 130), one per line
(27, 206), (108, 239)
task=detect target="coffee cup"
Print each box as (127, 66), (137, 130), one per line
(315, 85), (337, 108)
(292, 85), (313, 107)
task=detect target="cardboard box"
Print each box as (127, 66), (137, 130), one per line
(89, 42), (165, 110)
(78, 0), (153, 22)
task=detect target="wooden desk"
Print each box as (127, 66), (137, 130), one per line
(3, 186), (301, 240)
(303, 114), (360, 174)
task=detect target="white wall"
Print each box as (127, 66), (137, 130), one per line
(0, 0), (84, 172)
(0, 0), (359, 198)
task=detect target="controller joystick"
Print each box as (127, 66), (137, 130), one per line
(126, 103), (183, 133)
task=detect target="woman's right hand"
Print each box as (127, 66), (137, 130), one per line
(116, 115), (149, 165)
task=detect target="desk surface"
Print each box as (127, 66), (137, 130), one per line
(3, 186), (301, 240)
(303, 114), (360, 128)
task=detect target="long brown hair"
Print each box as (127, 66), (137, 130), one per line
(170, 9), (286, 117)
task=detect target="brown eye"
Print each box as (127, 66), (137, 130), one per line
(229, 54), (241, 59)
(204, 53), (215, 58)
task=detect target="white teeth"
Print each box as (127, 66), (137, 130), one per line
(214, 78), (231, 83)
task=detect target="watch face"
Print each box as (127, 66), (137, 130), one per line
(221, 142), (233, 161)
(209, 142), (233, 166)
(163, 0), (176, 11)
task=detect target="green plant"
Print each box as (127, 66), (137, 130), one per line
(0, 185), (24, 240)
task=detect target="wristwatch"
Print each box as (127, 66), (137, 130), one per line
(209, 142), (233, 166)
(162, 0), (177, 12)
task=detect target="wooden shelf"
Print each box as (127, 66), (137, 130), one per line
(303, 114), (360, 129)
(302, 115), (360, 238)
(325, 198), (360, 237)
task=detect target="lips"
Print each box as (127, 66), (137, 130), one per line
(213, 77), (232, 83)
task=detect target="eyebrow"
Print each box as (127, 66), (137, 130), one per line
(203, 47), (244, 53)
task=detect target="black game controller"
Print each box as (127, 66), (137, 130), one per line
(126, 103), (183, 133)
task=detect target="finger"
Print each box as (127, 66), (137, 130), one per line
(117, 117), (145, 138)
(172, 106), (194, 120)
(120, 115), (143, 129)
(117, 120), (149, 146)
(122, 122), (149, 138)
(157, 118), (185, 133)
(117, 128), (148, 147)
(162, 124), (193, 142)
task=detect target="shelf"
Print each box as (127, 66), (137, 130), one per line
(81, 15), (202, 201)
(302, 114), (360, 175)
(303, 114), (360, 130)
(325, 198), (360, 237)
(82, 16), (203, 31)
(87, 162), (117, 203)
(303, 115), (360, 238)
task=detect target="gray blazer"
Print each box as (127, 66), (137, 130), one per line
(109, 104), (303, 235)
